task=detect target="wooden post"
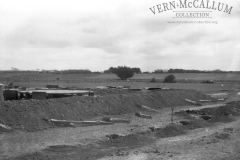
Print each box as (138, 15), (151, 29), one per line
(0, 84), (4, 102)
(171, 107), (174, 124)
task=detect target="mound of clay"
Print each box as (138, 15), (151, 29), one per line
(0, 89), (215, 132)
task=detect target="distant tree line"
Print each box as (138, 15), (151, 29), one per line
(0, 71), (40, 73)
(153, 69), (239, 73)
(167, 68), (220, 73)
(1, 68), (240, 74)
(153, 69), (166, 73)
(53, 69), (93, 74)
(104, 67), (141, 74)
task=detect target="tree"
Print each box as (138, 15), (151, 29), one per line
(113, 66), (134, 80)
(109, 67), (118, 74)
(164, 74), (176, 83)
(131, 68), (141, 74)
(153, 69), (164, 73)
(103, 70), (111, 74)
(143, 71), (150, 74)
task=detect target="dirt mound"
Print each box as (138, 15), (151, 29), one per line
(0, 89), (215, 132)
(177, 101), (240, 124)
(156, 124), (186, 138)
(92, 88), (135, 95)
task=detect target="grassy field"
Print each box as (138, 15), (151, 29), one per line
(0, 72), (97, 81)
(1, 72), (240, 81)
(1, 79), (239, 94)
(131, 73), (240, 81)
(0, 72), (240, 94)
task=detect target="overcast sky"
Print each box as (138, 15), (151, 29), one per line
(0, 0), (239, 72)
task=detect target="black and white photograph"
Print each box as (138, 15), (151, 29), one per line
(0, 0), (240, 159)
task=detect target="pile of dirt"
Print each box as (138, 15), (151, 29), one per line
(0, 89), (215, 132)
(155, 124), (186, 138)
(91, 88), (135, 96)
(177, 101), (240, 124)
(172, 101), (240, 135)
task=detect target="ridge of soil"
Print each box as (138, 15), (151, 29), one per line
(0, 89), (214, 132)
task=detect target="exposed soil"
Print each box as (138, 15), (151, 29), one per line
(176, 101), (240, 124)
(4, 101), (240, 160)
(2, 87), (240, 160)
(91, 88), (136, 95)
(0, 89), (214, 132)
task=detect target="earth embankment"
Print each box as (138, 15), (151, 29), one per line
(0, 89), (214, 132)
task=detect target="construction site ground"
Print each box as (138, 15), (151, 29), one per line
(0, 87), (240, 160)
